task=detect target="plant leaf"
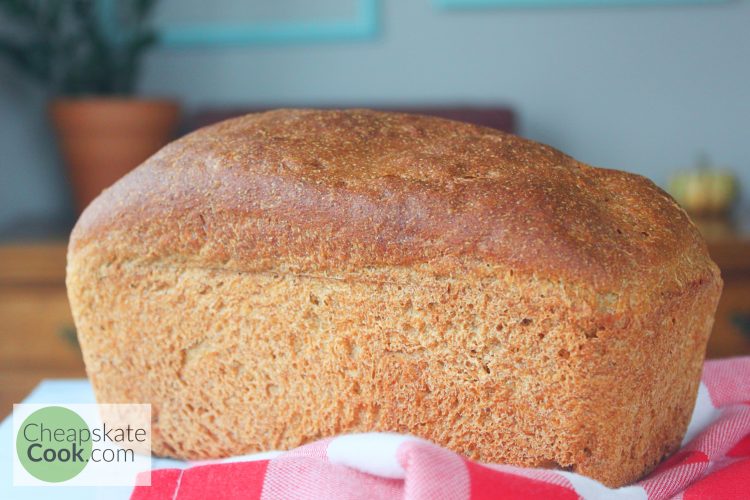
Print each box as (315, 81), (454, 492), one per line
(0, 0), (39, 22)
(133, 0), (158, 20)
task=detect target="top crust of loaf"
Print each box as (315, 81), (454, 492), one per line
(70, 109), (716, 292)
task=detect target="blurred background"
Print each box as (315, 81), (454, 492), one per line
(0, 0), (748, 416)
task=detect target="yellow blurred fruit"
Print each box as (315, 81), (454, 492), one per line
(668, 167), (738, 216)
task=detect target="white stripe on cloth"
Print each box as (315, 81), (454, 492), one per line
(326, 433), (426, 479)
(683, 382), (720, 446)
(326, 432), (649, 500)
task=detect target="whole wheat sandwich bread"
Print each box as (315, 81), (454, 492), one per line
(67, 109), (722, 487)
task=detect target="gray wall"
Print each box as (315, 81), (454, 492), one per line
(0, 68), (73, 233)
(2, 0), (749, 232)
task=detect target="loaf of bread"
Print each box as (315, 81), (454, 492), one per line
(67, 109), (722, 487)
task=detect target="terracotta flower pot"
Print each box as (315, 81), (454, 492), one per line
(50, 98), (180, 213)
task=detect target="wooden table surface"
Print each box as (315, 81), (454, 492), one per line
(0, 243), (86, 418)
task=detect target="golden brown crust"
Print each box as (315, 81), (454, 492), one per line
(67, 109), (723, 488)
(70, 108), (710, 293)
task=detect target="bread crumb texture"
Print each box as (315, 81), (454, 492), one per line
(67, 109), (722, 487)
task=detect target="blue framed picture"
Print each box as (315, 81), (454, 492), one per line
(152, 0), (379, 48)
(435, 0), (728, 7)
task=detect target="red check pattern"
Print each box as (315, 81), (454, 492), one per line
(131, 357), (750, 499)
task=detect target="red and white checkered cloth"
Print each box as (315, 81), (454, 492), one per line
(132, 357), (750, 499)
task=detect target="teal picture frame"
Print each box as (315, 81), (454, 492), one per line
(156, 0), (379, 47)
(435, 0), (728, 7)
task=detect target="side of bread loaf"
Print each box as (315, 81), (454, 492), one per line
(67, 109), (722, 487)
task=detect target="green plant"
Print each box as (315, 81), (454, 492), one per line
(0, 0), (159, 96)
